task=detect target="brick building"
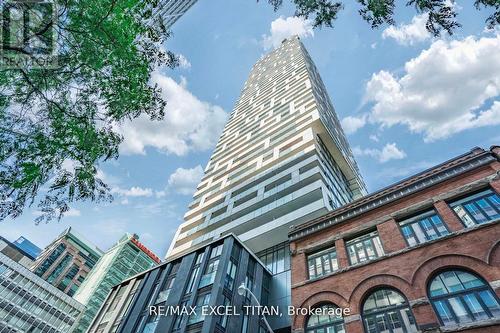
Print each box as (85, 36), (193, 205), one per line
(288, 146), (500, 333)
(32, 227), (103, 296)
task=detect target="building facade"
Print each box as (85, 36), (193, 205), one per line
(12, 236), (41, 259)
(0, 252), (84, 333)
(288, 146), (500, 333)
(88, 234), (272, 333)
(167, 36), (366, 330)
(153, 0), (198, 28)
(74, 234), (161, 333)
(0, 236), (39, 268)
(31, 227), (104, 296)
(168, 36), (365, 257)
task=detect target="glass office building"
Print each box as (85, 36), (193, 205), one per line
(0, 252), (84, 333)
(73, 234), (161, 333)
(31, 227), (104, 296)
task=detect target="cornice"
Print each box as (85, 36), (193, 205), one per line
(289, 148), (497, 241)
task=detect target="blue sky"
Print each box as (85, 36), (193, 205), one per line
(2, 0), (499, 258)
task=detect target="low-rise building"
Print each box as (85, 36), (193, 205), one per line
(0, 252), (84, 332)
(87, 234), (273, 333)
(289, 146), (500, 333)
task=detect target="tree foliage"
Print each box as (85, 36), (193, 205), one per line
(265, 0), (499, 34)
(1, 0), (499, 225)
(0, 0), (177, 223)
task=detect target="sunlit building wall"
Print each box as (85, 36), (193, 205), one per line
(0, 252), (84, 333)
(73, 234), (161, 333)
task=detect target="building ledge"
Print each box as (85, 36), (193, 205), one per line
(439, 318), (500, 332)
(289, 147), (498, 241)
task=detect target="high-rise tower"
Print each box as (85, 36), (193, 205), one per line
(168, 36), (366, 259)
(156, 0), (198, 28)
(83, 36), (367, 333)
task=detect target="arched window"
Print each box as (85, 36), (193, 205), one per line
(362, 289), (417, 333)
(306, 304), (345, 333)
(428, 269), (500, 326)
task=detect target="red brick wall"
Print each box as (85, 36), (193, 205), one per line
(376, 218), (406, 253)
(290, 161), (500, 333)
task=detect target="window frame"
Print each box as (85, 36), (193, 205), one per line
(185, 251), (205, 295)
(361, 288), (418, 333)
(188, 292), (211, 325)
(305, 303), (345, 333)
(448, 188), (500, 228)
(307, 245), (338, 280)
(256, 241), (290, 275)
(154, 261), (180, 306)
(199, 243), (224, 289)
(346, 231), (385, 266)
(398, 209), (449, 247)
(427, 269), (500, 327)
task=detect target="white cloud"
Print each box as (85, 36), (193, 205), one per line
(261, 16), (314, 50)
(32, 207), (81, 217)
(369, 134), (379, 142)
(341, 115), (367, 134)
(168, 165), (204, 195)
(353, 143), (406, 163)
(112, 186), (153, 197)
(382, 14), (430, 46)
(178, 54), (191, 69)
(361, 34), (500, 141)
(155, 190), (166, 198)
(376, 160), (436, 181)
(61, 159), (78, 173)
(118, 73), (227, 156)
(65, 208), (81, 217)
